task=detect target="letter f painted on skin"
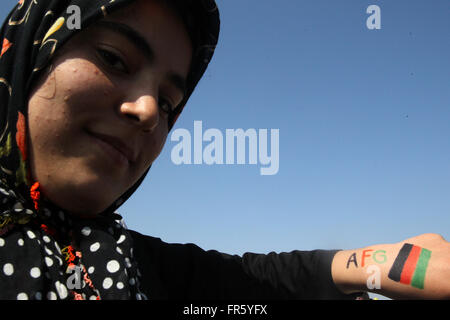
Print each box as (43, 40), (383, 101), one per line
(361, 249), (373, 267)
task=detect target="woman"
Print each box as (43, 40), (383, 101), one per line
(1, 0), (449, 300)
(0, 0), (220, 300)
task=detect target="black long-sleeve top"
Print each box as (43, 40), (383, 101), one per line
(130, 230), (359, 300)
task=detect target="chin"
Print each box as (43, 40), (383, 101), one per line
(32, 160), (129, 217)
(53, 193), (113, 217)
(40, 180), (119, 218)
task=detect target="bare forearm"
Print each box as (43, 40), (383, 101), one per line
(331, 233), (450, 299)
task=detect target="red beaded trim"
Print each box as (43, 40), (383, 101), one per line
(32, 182), (100, 300)
(30, 182), (40, 211)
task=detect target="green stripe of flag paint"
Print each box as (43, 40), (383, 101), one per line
(410, 248), (431, 289)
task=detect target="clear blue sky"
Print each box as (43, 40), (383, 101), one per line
(131, 0), (450, 254)
(1, 0), (449, 298)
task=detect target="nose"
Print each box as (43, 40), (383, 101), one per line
(119, 94), (160, 132)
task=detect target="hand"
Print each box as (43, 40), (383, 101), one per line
(331, 233), (450, 299)
(395, 233), (450, 299)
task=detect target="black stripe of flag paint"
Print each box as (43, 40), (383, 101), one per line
(388, 243), (413, 282)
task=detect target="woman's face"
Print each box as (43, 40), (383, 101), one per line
(27, 0), (192, 216)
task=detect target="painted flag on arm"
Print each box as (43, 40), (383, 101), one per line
(388, 243), (432, 289)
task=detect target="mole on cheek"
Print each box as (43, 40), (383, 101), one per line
(85, 68), (101, 83)
(63, 86), (72, 101)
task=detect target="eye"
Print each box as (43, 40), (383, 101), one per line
(158, 98), (174, 117)
(96, 48), (128, 73)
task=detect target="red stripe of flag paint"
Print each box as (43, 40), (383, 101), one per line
(399, 245), (421, 284)
(388, 243), (412, 282)
(388, 243), (432, 289)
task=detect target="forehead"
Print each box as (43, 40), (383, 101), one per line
(98, 0), (193, 73)
(105, 0), (192, 46)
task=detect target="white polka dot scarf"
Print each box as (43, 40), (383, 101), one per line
(0, 182), (147, 300)
(0, 0), (219, 300)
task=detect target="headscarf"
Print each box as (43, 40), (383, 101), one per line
(0, 0), (219, 300)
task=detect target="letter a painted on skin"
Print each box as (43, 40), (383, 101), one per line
(346, 253), (358, 269)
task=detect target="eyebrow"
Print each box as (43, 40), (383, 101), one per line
(94, 20), (187, 98)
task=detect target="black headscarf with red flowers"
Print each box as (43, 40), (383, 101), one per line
(0, 0), (219, 300)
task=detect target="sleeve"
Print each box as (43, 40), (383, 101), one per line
(129, 231), (361, 300)
(239, 250), (356, 299)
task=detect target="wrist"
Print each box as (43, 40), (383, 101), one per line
(331, 249), (365, 294)
(331, 243), (399, 295)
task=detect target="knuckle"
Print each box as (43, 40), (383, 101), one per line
(420, 233), (444, 241)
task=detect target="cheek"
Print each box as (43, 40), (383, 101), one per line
(140, 129), (168, 169)
(27, 60), (115, 172)
(29, 60), (115, 131)
(29, 64), (88, 110)
(59, 61), (115, 107)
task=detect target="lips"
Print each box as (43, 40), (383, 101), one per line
(87, 131), (137, 164)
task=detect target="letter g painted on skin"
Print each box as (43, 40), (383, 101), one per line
(373, 250), (387, 264)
